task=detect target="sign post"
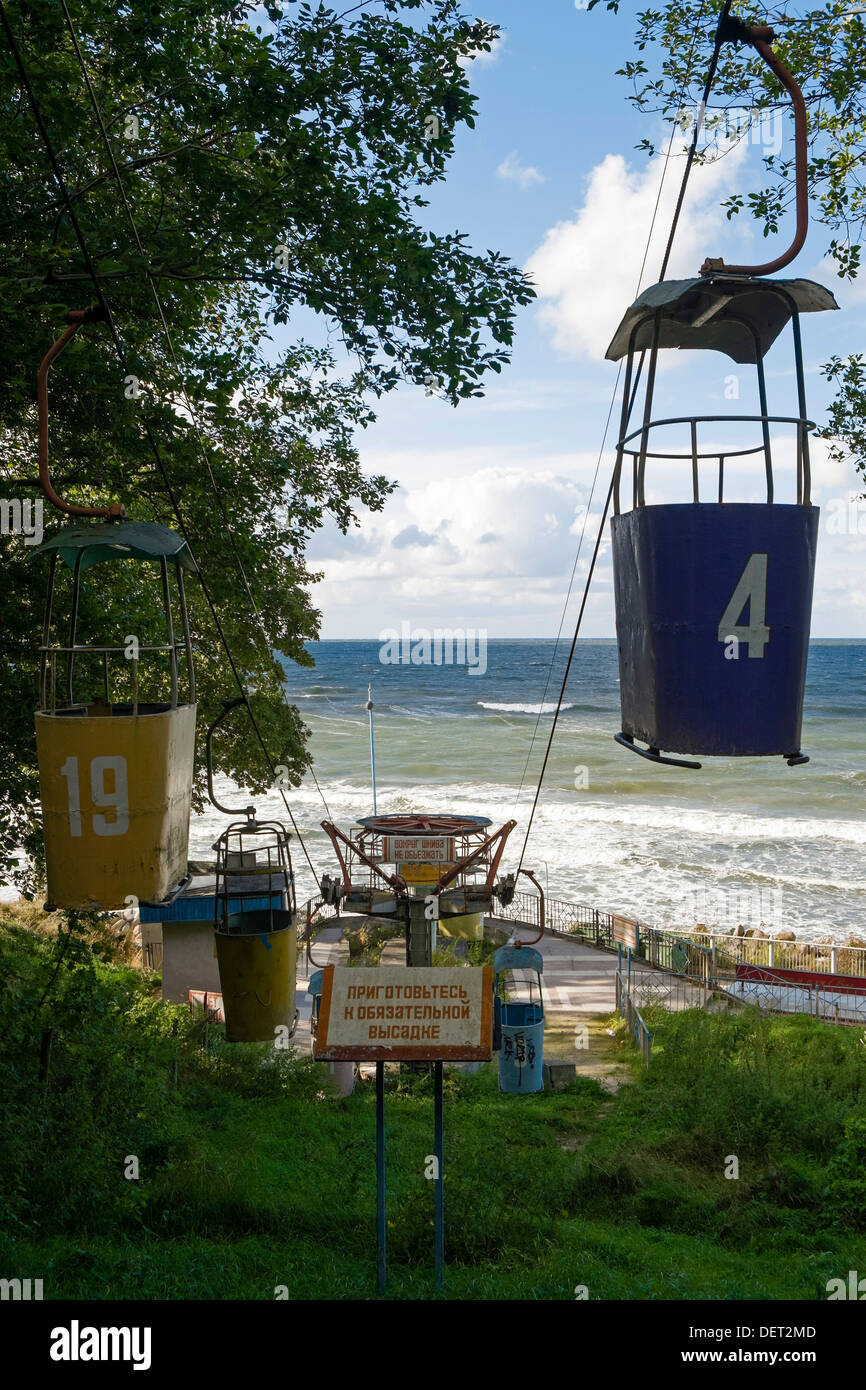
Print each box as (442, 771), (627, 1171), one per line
(314, 964), (493, 1290)
(613, 915), (639, 983)
(376, 1062), (386, 1292)
(434, 1060), (444, 1288)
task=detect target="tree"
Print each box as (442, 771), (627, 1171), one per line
(0, 0), (534, 891)
(589, 0), (866, 479)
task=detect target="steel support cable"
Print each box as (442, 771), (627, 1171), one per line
(510, 105), (683, 813)
(60, 0), (265, 627)
(659, 0), (735, 280)
(515, 0), (727, 874)
(59, 0), (333, 827)
(0, 2), (323, 882)
(513, 2), (715, 825)
(510, 371), (620, 817)
(515, 472), (615, 874)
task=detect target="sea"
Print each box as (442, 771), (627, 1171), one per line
(192, 639), (866, 944)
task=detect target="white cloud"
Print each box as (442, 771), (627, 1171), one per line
(310, 455), (617, 633)
(813, 250), (866, 310)
(525, 139), (752, 360)
(458, 25), (506, 68)
(309, 425), (866, 638)
(497, 149), (547, 189)
(304, 131), (866, 639)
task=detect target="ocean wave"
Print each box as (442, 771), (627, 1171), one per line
(477, 701), (576, 715)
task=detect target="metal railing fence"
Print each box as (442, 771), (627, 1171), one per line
(616, 968), (653, 1064)
(490, 890), (866, 980)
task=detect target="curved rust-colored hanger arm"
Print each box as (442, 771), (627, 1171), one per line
(701, 22), (808, 277)
(512, 867), (545, 947)
(38, 308), (126, 519)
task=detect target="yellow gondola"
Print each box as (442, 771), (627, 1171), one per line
(32, 522), (197, 910)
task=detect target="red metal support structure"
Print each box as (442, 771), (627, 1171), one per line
(701, 20), (808, 277)
(320, 819), (406, 893)
(434, 819), (517, 894)
(513, 867), (545, 946)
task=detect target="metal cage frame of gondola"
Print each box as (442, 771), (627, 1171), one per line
(605, 275), (837, 771)
(34, 524), (197, 718)
(609, 278), (837, 521)
(212, 816), (297, 934)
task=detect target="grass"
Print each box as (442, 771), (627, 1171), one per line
(2, 911), (865, 1300)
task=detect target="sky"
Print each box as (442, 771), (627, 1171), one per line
(298, 2), (866, 639)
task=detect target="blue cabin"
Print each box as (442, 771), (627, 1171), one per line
(607, 274), (838, 768)
(493, 944), (545, 1094)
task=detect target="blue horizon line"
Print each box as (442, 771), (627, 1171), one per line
(302, 636), (866, 644)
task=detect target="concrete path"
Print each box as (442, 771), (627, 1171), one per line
(529, 930), (619, 1017)
(525, 931), (627, 1088)
(294, 921), (625, 1086)
(294, 924), (349, 1055)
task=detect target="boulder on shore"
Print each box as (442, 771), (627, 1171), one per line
(775, 929), (796, 941)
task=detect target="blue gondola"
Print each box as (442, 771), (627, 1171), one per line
(607, 274), (838, 768)
(493, 944), (545, 1094)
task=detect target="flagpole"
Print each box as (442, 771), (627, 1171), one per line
(365, 683), (377, 815)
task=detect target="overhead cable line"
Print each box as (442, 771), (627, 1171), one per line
(58, 0), (334, 826)
(660, 0), (735, 279)
(516, 0), (727, 874)
(513, 2), (719, 826)
(0, 0), (324, 881)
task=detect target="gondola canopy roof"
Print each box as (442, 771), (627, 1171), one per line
(30, 521), (197, 572)
(605, 275), (838, 364)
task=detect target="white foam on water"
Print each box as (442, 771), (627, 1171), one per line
(191, 772), (866, 942)
(477, 702), (576, 714)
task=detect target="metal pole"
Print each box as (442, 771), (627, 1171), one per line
(613, 339), (636, 516)
(38, 1027), (53, 1083)
(434, 1060), (444, 1290)
(40, 553), (57, 712)
(160, 556), (179, 709)
(365, 684), (377, 815)
(755, 354), (774, 503)
(376, 1061), (386, 1293)
(790, 311), (811, 504)
(66, 550), (83, 707)
(176, 566), (195, 704)
(636, 310), (662, 507)
(407, 890), (431, 968)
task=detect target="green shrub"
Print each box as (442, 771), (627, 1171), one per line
(3, 914), (866, 1299)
